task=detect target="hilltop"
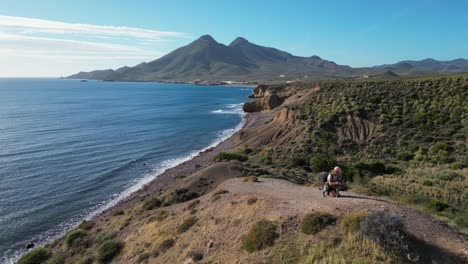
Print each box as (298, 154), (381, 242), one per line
(67, 35), (468, 83)
(19, 75), (468, 264)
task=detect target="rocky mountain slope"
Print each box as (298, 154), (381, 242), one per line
(19, 75), (468, 264)
(67, 35), (468, 82)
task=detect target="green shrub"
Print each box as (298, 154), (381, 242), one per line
(396, 151), (413, 161)
(385, 165), (403, 175)
(367, 161), (387, 175)
(95, 231), (117, 244)
(178, 217), (197, 233)
(453, 213), (468, 229)
(291, 155), (309, 167)
(427, 200), (449, 212)
(310, 154), (336, 172)
(242, 220), (278, 252)
(422, 180), (433, 186)
(436, 172), (459, 181)
(17, 247), (49, 264)
(373, 187), (392, 196)
(341, 211), (367, 233)
(452, 162), (465, 170)
(214, 151), (248, 162)
(167, 189), (200, 204)
(301, 212), (336, 234)
(143, 196), (162, 210)
(65, 229), (87, 248)
(359, 211), (408, 253)
(97, 240), (123, 263)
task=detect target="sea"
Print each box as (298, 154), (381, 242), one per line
(0, 78), (252, 263)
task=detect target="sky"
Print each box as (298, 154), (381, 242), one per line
(0, 0), (467, 77)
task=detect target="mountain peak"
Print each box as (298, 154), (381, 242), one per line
(197, 34), (217, 43)
(229, 37), (250, 47)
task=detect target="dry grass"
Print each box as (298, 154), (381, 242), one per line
(243, 176), (259, 182)
(301, 234), (396, 264)
(370, 167), (467, 208)
(340, 211), (367, 234)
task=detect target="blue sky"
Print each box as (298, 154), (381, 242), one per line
(0, 0), (467, 76)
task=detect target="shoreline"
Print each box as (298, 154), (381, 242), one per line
(97, 112), (258, 217)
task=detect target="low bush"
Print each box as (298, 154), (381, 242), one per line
(95, 231), (117, 244)
(158, 238), (175, 252)
(427, 200), (449, 212)
(97, 240), (123, 263)
(17, 247), (49, 264)
(154, 210), (170, 221)
(373, 187), (392, 196)
(143, 196), (162, 210)
(247, 197), (258, 205)
(301, 212), (336, 235)
(396, 151), (414, 161)
(212, 189), (229, 196)
(436, 172), (459, 181)
(422, 180), (433, 186)
(65, 229), (87, 248)
(137, 253), (150, 263)
(168, 189), (200, 204)
(452, 162), (465, 170)
(214, 151), (248, 162)
(189, 250), (203, 262)
(291, 155), (309, 167)
(186, 200), (200, 210)
(341, 211), (367, 234)
(178, 217), (197, 233)
(77, 256), (95, 264)
(243, 176), (259, 182)
(453, 213), (468, 229)
(242, 220), (279, 252)
(46, 255), (65, 264)
(77, 221), (95, 230)
(112, 210), (124, 216)
(309, 154), (336, 172)
(359, 211), (408, 253)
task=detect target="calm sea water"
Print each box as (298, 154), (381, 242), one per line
(0, 78), (251, 263)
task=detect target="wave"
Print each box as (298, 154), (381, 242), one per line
(4, 109), (247, 264)
(210, 103), (244, 115)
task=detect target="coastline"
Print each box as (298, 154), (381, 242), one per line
(95, 111), (259, 217)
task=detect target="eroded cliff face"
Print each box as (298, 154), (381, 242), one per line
(337, 114), (380, 142)
(239, 84), (305, 147)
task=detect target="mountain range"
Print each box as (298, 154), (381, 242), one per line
(67, 35), (468, 82)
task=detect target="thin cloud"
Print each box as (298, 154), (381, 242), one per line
(0, 15), (189, 76)
(0, 15), (188, 40)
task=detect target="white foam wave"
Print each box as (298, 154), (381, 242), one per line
(5, 106), (247, 264)
(210, 103), (244, 115)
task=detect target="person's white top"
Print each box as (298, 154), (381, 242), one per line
(327, 173), (338, 182)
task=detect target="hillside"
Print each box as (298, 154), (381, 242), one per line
(67, 35), (468, 82)
(19, 75), (468, 264)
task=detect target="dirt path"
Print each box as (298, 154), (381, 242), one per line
(215, 178), (468, 262)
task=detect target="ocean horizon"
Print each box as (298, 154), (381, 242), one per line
(0, 78), (251, 263)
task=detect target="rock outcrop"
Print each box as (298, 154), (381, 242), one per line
(243, 94), (283, 112)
